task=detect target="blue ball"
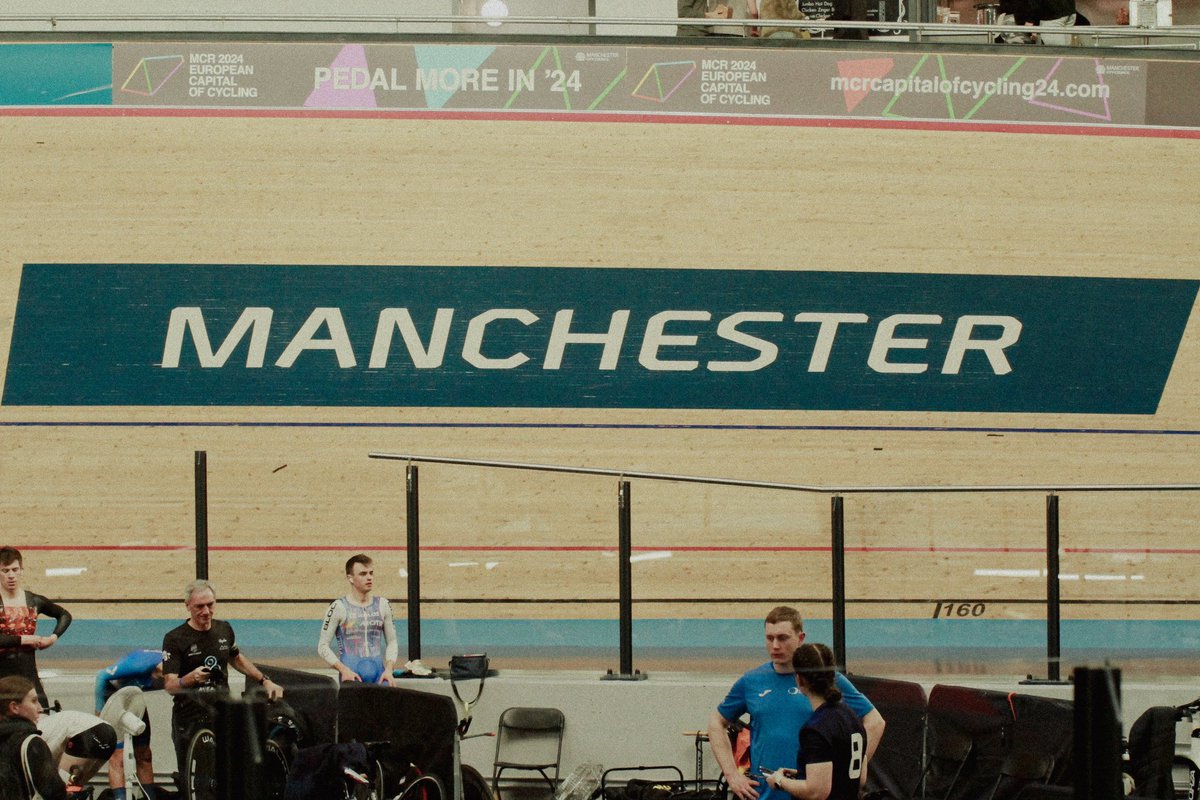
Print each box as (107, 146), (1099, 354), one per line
(344, 656), (384, 683)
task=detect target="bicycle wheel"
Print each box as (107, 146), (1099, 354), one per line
(263, 738), (291, 800)
(345, 758), (386, 800)
(1173, 757), (1199, 800)
(396, 773), (447, 800)
(183, 727), (217, 800)
(462, 764), (496, 800)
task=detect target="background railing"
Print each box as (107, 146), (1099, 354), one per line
(1, 11), (1199, 48)
(181, 450), (1200, 680)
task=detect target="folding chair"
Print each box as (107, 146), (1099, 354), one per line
(491, 706), (566, 799)
(912, 729), (973, 800)
(981, 751), (1054, 800)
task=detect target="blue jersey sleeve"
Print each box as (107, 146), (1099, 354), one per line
(94, 670), (110, 713)
(835, 673), (875, 718)
(95, 649), (166, 711)
(717, 673), (751, 723)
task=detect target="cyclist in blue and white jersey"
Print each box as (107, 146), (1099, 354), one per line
(317, 554), (399, 685)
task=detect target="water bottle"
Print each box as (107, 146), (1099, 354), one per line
(556, 762), (604, 800)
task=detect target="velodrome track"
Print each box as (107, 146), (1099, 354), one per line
(2, 107), (1199, 674)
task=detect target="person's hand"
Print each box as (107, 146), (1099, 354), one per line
(380, 672), (397, 687)
(184, 666), (211, 688)
(36, 634), (57, 649)
(338, 665), (362, 682)
(761, 769), (797, 792)
(263, 679), (283, 701)
(726, 771), (759, 800)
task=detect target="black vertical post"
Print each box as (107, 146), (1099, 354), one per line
(831, 495), (847, 671)
(215, 695), (267, 800)
(194, 450), (209, 580)
(1074, 665), (1123, 800)
(588, 0), (597, 35)
(605, 479), (644, 679)
(1046, 493), (1061, 682)
(406, 464), (422, 662)
(618, 479), (634, 676)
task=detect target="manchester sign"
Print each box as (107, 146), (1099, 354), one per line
(2, 264), (1194, 413)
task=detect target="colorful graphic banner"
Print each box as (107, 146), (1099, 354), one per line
(0, 43), (112, 105)
(4, 264), (1194, 412)
(107, 41), (1157, 126)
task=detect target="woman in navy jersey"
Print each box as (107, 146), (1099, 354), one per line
(761, 643), (868, 800)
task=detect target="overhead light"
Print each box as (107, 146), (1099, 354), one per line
(481, 0), (509, 26)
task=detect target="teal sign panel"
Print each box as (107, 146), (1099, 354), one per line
(0, 44), (112, 105)
(3, 264), (1195, 412)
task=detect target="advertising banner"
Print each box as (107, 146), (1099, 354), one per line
(4, 263), (1195, 412)
(110, 41), (1152, 126)
(0, 43), (112, 105)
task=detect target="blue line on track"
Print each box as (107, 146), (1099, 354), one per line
(2, 421), (1200, 435)
(40, 618), (1200, 653)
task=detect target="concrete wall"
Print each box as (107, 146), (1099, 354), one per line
(45, 666), (1200, 784)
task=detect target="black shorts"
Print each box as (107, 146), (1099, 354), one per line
(65, 721), (118, 760)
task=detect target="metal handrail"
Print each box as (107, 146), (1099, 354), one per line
(1, 13), (1198, 48)
(369, 451), (1197, 680)
(368, 452), (1200, 494)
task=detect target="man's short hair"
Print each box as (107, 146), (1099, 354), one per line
(0, 675), (35, 710)
(184, 579), (216, 603)
(0, 546), (22, 568)
(765, 605), (804, 633)
(345, 554), (373, 574)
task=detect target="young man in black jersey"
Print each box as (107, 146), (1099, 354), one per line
(161, 579), (283, 775)
(0, 547), (71, 709)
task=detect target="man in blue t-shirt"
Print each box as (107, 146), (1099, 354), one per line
(95, 648), (165, 799)
(707, 607), (885, 800)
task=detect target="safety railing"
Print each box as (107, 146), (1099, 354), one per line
(1, 12), (1198, 49)
(351, 452), (1200, 682)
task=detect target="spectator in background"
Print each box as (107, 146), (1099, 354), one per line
(758, 0), (811, 37)
(0, 547), (72, 709)
(999, 0), (1077, 44)
(679, 0), (761, 36)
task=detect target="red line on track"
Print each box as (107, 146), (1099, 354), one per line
(2, 106), (1198, 139)
(19, 544), (1200, 554)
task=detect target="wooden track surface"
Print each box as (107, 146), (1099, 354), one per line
(1, 114), (1198, 626)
